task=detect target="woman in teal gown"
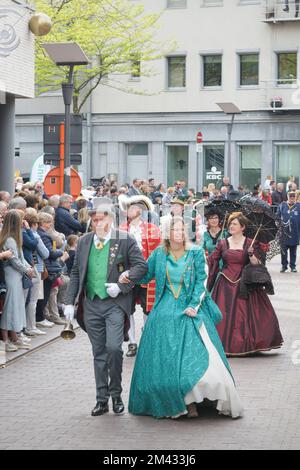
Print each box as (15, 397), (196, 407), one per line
(203, 208), (227, 258)
(125, 217), (243, 419)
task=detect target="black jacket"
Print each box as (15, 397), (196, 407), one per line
(239, 263), (274, 299)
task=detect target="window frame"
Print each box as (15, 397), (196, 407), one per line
(237, 51), (260, 88)
(166, 55), (187, 91)
(201, 53), (223, 89)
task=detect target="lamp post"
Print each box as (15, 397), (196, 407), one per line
(42, 43), (89, 194)
(216, 102), (241, 181)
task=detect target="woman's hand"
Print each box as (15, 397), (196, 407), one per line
(22, 220), (30, 230)
(26, 268), (36, 278)
(184, 307), (197, 318)
(0, 250), (13, 260)
(248, 246), (254, 257)
(118, 270), (131, 284)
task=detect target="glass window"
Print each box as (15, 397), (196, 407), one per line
(202, 0), (223, 5)
(276, 145), (300, 187)
(167, 56), (186, 88)
(167, 0), (187, 7)
(239, 54), (259, 86)
(203, 55), (222, 87)
(277, 52), (297, 85)
(239, 145), (261, 191)
(203, 145), (224, 188)
(167, 145), (188, 187)
(128, 143), (148, 156)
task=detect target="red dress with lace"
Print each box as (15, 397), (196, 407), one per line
(208, 238), (283, 356)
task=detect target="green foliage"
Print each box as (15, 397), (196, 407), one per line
(34, 0), (175, 112)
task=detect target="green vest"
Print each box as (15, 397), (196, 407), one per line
(86, 241), (110, 301)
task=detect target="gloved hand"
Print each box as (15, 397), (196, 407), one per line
(118, 270), (131, 284)
(64, 305), (75, 321)
(184, 307), (197, 318)
(105, 283), (121, 298)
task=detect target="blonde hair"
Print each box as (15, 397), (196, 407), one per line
(38, 212), (53, 225)
(161, 216), (192, 253)
(78, 207), (89, 224)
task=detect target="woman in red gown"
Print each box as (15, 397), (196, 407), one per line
(208, 212), (283, 356)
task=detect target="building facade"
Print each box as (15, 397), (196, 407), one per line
(0, 0), (35, 193)
(15, 0), (300, 190)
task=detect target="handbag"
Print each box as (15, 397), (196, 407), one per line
(22, 273), (33, 290)
(41, 265), (49, 281)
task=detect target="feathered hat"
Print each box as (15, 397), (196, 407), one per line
(118, 194), (154, 213)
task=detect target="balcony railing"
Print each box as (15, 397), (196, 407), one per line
(261, 78), (300, 111)
(263, 0), (300, 22)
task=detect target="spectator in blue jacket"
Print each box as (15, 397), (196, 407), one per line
(55, 194), (86, 237)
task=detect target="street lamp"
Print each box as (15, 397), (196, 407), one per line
(216, 102), (241, 181)
(42, 42), (89, 194)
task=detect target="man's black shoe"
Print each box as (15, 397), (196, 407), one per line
(112, 397), (125, 414)
(280, 267), (287, 273)
(91, 402), (109, 416)
(126, 343), (137, 357)
(291, 268), (297, 273)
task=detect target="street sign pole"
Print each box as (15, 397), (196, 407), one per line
(62, 65), (74, 195)
(196, 132), (203, 191)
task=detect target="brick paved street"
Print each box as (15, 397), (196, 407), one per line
(0, 252), (300, 450)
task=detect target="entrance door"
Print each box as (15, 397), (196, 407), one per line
(203, 145), (224, 188)
(275, 144), (300, 188)
(167, 145), (189, 187)
(126, 143), (148, 183)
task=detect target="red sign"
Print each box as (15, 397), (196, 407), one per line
(196, 131), (203, 143)
(44, 167), (82, 199)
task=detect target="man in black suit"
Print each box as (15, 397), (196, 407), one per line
(65, 197), (147, 416)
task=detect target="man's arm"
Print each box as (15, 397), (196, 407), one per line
(117, 238), (147, 294)
(65, 241), (81, 305)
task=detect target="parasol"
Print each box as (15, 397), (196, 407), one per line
(240, 198), (289, 260)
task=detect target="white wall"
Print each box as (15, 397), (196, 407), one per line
(89, 0), (300, 113)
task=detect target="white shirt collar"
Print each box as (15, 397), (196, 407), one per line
(94, 230), (112, 247)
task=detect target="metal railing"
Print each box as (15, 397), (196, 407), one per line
(260, 78), (300, 110)
(264, 0), (300, 21)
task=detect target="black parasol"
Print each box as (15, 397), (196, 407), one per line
(240, 197), (289, 260)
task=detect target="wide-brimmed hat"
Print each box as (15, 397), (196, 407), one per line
(170, 196), (186, 206)
(118, 194), (154, 212)
(88, 197), (115, 216)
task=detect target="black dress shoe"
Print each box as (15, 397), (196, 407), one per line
(291, 268), (297, 273)
(91, 401), (109, 416)
(280, 267), (287, 273)
(112, 397), (125, 414)
(126, 343), (137, 357)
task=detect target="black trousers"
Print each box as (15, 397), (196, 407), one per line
(281, 245), (297, 269)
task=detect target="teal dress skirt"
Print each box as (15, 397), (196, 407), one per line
(128, 246), (243, 419)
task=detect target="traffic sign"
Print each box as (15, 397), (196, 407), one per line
(44, 167), (82, 199)
(196, 143), (203, 153)
(196, 131), (203, 144)
(43, 114), (82, 165)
